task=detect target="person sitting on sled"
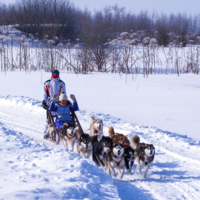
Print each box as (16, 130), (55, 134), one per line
(49, 92), (79, 131)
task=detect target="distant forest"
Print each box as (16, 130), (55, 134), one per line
(0, 0), (200, 47)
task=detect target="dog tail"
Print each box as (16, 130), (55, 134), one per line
(130, 135), (140, 149)
(108, 126), (115, 137)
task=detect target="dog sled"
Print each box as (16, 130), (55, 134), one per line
(45, 101), (83, 145)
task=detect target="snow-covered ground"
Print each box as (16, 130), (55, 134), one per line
(0, 71), (200, 199)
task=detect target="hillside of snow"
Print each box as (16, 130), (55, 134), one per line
(0, 72), (200, 199)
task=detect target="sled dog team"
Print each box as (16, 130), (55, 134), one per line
(47, 115), (155, 179)
(43, 70), (155, 179)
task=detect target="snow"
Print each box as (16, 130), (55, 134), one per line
(0, 71), (200, 199)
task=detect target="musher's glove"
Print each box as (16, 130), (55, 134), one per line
(42, 100), (48, 110)
(70, 94), (76, 101)
(52, 94), (58, 102)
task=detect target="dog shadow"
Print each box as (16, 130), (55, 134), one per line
(154, 162), (178, 169)
(113, 178), (157, 200)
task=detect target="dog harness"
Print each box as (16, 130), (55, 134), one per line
(112, 154), (123, 167)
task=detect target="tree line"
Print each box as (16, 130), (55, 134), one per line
(0, 0), (200, 47)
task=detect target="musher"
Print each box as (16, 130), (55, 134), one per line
(42, 69), (66, 108)
(42, 69), (66, 138)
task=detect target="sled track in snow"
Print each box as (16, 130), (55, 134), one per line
(0, 96), (200, 200)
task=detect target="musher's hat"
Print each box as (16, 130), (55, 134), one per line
(52, 69), (59, 78)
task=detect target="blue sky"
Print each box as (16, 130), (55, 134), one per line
(3, 0), (200, 15)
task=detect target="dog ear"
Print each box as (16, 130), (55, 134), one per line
(74, 125), (79, 131)
(90, 116), (95, 123)
(62, 123), (68, 129)
(113, 143), (117, 147)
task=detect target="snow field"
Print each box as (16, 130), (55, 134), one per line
(0, 96), (119, 200)
(0, 96), (200, 199)
(1, 71), (200, 140)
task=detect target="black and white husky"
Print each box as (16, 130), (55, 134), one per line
(92, 136), (113, 167)
(77, 133), (92, 159)
(106, 144), (125, 179)
(130, 135), (155, 178)
(124, 146), (135, 174)
(60, 123), (79, 151)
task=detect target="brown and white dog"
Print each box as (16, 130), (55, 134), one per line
(130, 135), (155, 178)
(60, 123), (79, 151)
(89, 116), (103, 141)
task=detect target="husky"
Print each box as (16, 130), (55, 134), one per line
(108, 126), (130, 145)
(130, 135), (155, 178)
(92, 136), (113, 167)
(44, 124), (58, 142)
(89, 116), (103, 141)
(105, 144), (125, 179)
(124, 145), (135, 174)
(60, 123), (79, 151)
(77, 133), (92, 159)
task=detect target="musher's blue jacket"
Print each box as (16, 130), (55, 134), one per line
(49, 101), (79, 130)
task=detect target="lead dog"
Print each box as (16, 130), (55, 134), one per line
(124, 145), (135, 174)
(109, 126), (134, 174)
(130, 135), (155, 178)
(77, 133), (92, 159)
(89, 116), (103, 141)
(60, 123), (79, 151)
(105, 144), (125, 179)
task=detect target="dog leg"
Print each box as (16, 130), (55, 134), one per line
(71, 141), (75, 152)
(80, 149), (83, 155)
(105, 160), (111, 176)
(125, 159), (132, 175)
(110, 165), (117, 177)
(128, 161), (133, 175)
(62, 138), (67, 148)
(119, 166), (125, 179)
(82, 150), (86, 158)
(97, 154), (105, 167)
(77, 145), (80, 154)
(87, 150), (92, 159)
(143, 164), (150, 178)
(66, 139), (70, 149)
(92, 154), (101, 167)
(137, 164), (142, 176)
(128, 166), (132, 175)
(107, 167), (111, 176)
